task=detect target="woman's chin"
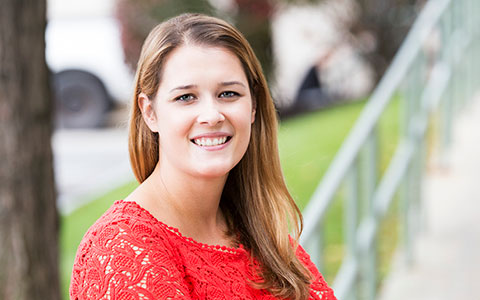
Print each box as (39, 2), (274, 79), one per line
(189, 163), (235, 179)
(194, 169), (230, 180)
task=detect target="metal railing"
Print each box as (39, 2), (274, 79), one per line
(299, 0), (480, 299)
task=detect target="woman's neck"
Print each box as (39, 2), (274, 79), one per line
(137, 162), (231, 246)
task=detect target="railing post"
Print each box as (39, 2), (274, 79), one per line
(439, 2), (454, 166)
(463, 0), (473, 105)
(413, 53), (427, 247)
(306, 222), (324, 273)
(360, 130), (378, 300)
(398, 169), (412, 265)
(475, 0), (480, 93)
(401, 61), (417, 265)
(411, 116), (425, 251)
(345, 161), (359, 300)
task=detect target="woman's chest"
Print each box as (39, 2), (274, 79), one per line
(177, 247), (275, 300)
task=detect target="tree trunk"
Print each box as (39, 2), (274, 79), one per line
(0, 0), (61, 299)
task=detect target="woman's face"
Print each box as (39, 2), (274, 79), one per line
(141, 44), (255, 179)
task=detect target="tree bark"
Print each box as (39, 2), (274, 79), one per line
(0, 0), (61, 299)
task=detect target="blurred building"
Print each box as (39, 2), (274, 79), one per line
(271, 0), (375, 109)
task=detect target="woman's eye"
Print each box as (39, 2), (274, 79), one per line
(219, 91), (240, 98)
(175, 94), (195, 102)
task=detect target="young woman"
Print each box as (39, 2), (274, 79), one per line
(70, 13), (336, 300)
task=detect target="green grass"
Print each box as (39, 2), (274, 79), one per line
(60, 98), (402, 298)
(278, 100), (367, 210)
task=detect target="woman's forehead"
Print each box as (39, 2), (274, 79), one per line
(159, 45), (249, 89)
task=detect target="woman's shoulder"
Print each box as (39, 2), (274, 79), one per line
(70, 200), (190, 299)
(72, 199), (184, 276)
(77, 200), (174, 251)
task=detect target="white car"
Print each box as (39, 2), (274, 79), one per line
(46, 0), (133, 128)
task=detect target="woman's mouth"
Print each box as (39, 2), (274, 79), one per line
(191, 136), (232, 147)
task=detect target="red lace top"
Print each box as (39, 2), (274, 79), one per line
(70, 200), (336, 300)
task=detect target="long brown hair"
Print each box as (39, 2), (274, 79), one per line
(128, 13), (312, 299)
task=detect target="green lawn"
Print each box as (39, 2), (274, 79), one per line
(278, 100), (368, 210)
(60, 98), (401, 298)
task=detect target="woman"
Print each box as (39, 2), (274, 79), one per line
(70, 13), (336, 300)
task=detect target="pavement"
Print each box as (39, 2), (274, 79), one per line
(52, 124), (134, 215)
(378, 97), (480, 300)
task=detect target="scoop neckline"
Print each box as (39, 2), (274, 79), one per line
(115, 199), (247, 255)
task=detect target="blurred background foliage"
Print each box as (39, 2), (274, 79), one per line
(116, 0), (275, 77)
(115, 0), (426, 85)
(350, 0), (427, 81)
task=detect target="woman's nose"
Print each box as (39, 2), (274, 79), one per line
(197, 100), (225, 126)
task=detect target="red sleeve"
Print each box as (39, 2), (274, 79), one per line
(70, 218), (192, 300)
(296, 244), (337, 300)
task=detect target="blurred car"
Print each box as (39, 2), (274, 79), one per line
(46, 0), (133, 128)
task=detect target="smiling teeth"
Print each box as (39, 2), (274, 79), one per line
(194, 137), (228, 146)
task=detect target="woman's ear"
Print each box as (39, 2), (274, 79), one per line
(138, 93), (159, 132)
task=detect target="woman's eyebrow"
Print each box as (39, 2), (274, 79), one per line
(169, 81), (246, 93)
(169, 84), (197, 93)
(220, 81), (246, 88)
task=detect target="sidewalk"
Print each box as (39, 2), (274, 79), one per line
(52, 127), (134, 214)
(378, 97), (480, 300)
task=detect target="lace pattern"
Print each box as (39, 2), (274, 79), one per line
(70, 200), (336, 300)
